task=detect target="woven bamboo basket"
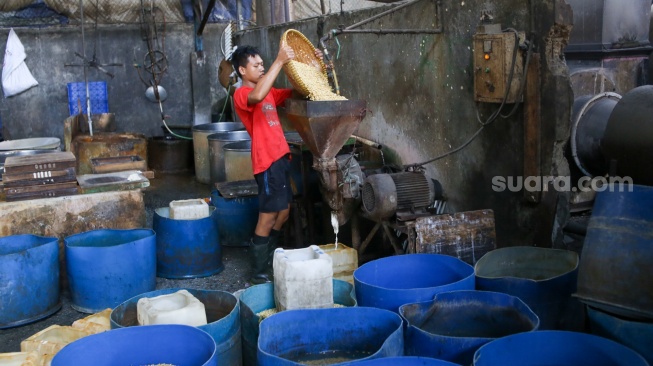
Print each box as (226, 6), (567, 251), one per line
(281, 29), (328, 98)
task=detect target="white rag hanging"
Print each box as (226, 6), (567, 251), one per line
(2, 28), (39, 98)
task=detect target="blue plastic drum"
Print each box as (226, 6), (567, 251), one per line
(258, 307), (403, 365)
(153, 206), (223, 278)
(0, 235), (60, 328)
(354, 254), (475, 313)
(110, 287), (241, 366)
(400, 290), (539, 365)
(473, 330), (649, 366)
(65, 229), (156, 313)
(52, 324), (217, 366)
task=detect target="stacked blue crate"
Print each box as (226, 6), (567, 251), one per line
(67, 81), (108, 116)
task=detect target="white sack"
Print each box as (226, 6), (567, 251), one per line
(2, 28), (39, 98)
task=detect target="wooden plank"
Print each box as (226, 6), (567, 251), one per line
(2, 167), (77, 187)
(4, 151), (76, 175)
(5, 187), (79, 202)
(5, 182), (78, 195)
(415, 209), (496, 265)
(523, 53), (541, 203)
(91, 155), (147, 174)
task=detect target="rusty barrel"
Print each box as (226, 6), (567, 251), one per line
(575, 184), (653, 320)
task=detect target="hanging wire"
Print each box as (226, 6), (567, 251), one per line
(405, 29), (533, 169)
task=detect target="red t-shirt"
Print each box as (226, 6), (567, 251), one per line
(233, 86), (292, 174)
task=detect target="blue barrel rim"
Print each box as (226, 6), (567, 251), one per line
(354, 254), (475, 291)
(0, 234), (59, 255)
(64, 228), (156, 248)
(472, 330), (650, 366)
(349, 356), (462, 366)
(474, 246), (579, 283)
(400, 290), (540, 341)
(0, 234), (61, 329)
(257, 306), (404, 364)
(52, 324), (217, 366)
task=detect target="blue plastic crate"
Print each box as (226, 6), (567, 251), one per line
(67, 81), (108, 116)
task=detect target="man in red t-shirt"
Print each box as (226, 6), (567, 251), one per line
(231, 44), (323, 284)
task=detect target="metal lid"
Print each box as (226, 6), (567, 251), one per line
(0, 137), (60, 151)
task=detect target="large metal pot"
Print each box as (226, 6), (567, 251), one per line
(208, 130), (251, 185)
(223, 140), (253, 182)
(192, 122), (244, 184)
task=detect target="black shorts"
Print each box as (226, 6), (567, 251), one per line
(255, 155), (293, 213)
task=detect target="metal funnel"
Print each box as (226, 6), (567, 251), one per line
(285, 99), (367, 159)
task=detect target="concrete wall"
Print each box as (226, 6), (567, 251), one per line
(0, 23), (228, 139)
(237, 0), (574, 247)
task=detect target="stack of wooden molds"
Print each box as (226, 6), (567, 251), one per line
(3, 151), (78, 202)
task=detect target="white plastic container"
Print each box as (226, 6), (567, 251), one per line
(136, 289), (208, 327)
(20, 325), (90, 355)
(71, 308), (111, 334)
(273, 245), (334, 311)
(169, 199), (209, 220)
(318, 243), (358, 285)
(0, 352), (38, 366)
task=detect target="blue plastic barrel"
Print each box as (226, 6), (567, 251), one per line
(472, 330), (649, 366)
(588, 306), (653, 364)
(153, 206), (224, 278)
(110, 287), (241, 366)
(211, 191), (259, 247)
(576, 184), (653, 320)
(239, 279), (357, 366)
(0, 235), (60, 328)
(350, 357), (461, 366)
(52, 324), (217, 366)
(65, 229), (156, 313)
(400, 290), (539, 365)
(354, 254), (475, 313)
(258, 307), (404, 365)
(474, 246), (579, 329)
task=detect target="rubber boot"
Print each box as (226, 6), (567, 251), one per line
(267, 234), (280, 268)
(249, 241), (271, 284)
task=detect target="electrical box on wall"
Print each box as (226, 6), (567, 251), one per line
(473, 27), (525, 103)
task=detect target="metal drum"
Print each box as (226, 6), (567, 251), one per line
(147, 136), (194, 174)
(0, 235), (60, 328)
(208, 130), (251, 185)
(52, 324), (217, 366)
(576, 184), (653, 320)
(153, 206), (223, 278)
(65, 229), (157, 313)
(223, 140), (253, 182)
(192, 122), (244, 184)
(110, 288), (241, 366)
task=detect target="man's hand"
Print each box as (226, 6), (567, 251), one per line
(277, 45), (295, 64)
(314, 48), (324, 60)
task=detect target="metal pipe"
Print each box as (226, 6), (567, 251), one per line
(352, 135), (382, 150)
(79, 0), (93, 136)
(320, 0), (326, 15)
(196, 0), (216, 36)
(339, 29), (443, 35)
(269, 0), (275, 25)
(344, 0), (427, 30)
(236, 0), (242, 30)
(284, 0), (290, 22)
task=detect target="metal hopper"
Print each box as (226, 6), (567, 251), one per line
(285, 99), (367, 211)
